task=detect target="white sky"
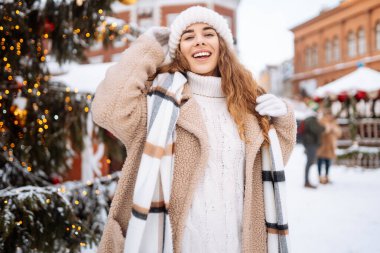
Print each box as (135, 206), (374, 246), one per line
(237, 0), (341, 76)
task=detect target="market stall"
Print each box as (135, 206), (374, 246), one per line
(314, 67), (380, 168)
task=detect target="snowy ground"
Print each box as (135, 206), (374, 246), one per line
(287, 144), (380, 253)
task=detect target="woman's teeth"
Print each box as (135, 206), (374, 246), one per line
(193, 52), (211, 58)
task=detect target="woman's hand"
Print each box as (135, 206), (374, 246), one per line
(143, 26), (170, 55)
(255, 94), (287, 117)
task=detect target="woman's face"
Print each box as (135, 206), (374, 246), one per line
(179, 23), (220, 76)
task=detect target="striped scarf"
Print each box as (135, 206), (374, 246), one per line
(123, 72), (186, 253)
(124, 72), (290, 253)
(262, 127), (290, 253)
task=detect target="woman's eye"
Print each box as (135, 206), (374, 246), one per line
(205, 33), (214, 37)
(183, 36), (194, 41)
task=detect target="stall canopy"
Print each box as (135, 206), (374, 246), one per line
(315, 67), (380, 97)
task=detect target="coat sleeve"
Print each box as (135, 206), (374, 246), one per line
(271, 102), (297, 166)
(332, 122), (342, 138)
(91, 35), (165, 149)
(97, 217), (125, 253)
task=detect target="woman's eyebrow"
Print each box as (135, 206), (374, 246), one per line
(203, 26), (216, 32)
(182, 26), (216, 35)
(182, 29), (194, 35)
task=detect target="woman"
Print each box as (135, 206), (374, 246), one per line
(91, 6), (296, 253)
(317, 110), (342, 184)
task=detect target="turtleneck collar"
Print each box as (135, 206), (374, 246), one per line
(187, 71), (225, 98)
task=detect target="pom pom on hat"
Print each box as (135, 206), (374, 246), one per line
(168, 6), (234, 60)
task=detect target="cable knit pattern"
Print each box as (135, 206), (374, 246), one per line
(182, 72), (245, 253)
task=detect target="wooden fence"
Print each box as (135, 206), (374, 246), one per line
(336, 118), (380, 168)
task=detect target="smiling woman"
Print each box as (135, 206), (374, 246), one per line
(92, 5), (297, 253)
(179, 23), (220, 76)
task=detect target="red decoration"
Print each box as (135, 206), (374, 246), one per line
(313, 96), (322, 103)
(44, 19), (55, 33)
(354, 90), (367, 101)
(51, 175), (62, 184)
(337, 92), (348, 102)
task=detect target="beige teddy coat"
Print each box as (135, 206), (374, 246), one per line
(91, 35), (297, 253)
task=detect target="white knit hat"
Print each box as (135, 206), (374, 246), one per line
(168, 6), (234, 60)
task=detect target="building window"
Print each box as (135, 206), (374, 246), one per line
(90, 41), (102, 51)
(88, 55), (103, 64)
(357, 27), (366, 55)
(305, 45), (318, 67)
(113, 38), (126, 48)
(312, 44), (318, 67)
(376, 22), (380, 50)
(223, 16), (233, 31)
(138, 18), (154, 29)
(325, 40), (332, 64)
(347, 31), (357, 57)
(333, 36), (340, 61)
(111, 53), (122, 62)
(166, 13), (179, 26)
(305, 47), (312, 67)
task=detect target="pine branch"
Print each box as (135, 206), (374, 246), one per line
(0, 172), (120, 253)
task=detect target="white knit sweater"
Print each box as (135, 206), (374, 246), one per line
(181, 72), (246, 253)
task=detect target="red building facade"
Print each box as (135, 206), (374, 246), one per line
(291, 0), (380, 95)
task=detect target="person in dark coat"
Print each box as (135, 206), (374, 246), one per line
(302, 113), (325, 188)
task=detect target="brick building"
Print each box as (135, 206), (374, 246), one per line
(86, 0), (240, 63)
(291, 0), (380, 96)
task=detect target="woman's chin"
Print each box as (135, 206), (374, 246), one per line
(190, 68), (218, 76)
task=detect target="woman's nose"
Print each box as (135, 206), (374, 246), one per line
(195, 35), (206, 46)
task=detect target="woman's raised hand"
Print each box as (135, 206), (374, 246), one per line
(143, 26), (170, 55)
(255, 94), (287, 117)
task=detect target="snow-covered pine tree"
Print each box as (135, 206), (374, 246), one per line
(0, 149), (119, 252)
(0, 0), (137, 252)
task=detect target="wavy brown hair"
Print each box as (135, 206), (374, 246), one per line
(152, 37), (270, 143)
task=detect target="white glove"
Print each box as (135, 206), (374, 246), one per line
(255, 94), (287, 117)
(143, 26), (170, 55)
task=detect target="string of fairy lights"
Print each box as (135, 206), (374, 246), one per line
(0, 0), (136, 177)
(0, 85), (93, 175)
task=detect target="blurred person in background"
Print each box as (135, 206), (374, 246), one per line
(302, 107), (325, 189)
(317, 110), (342, 184)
